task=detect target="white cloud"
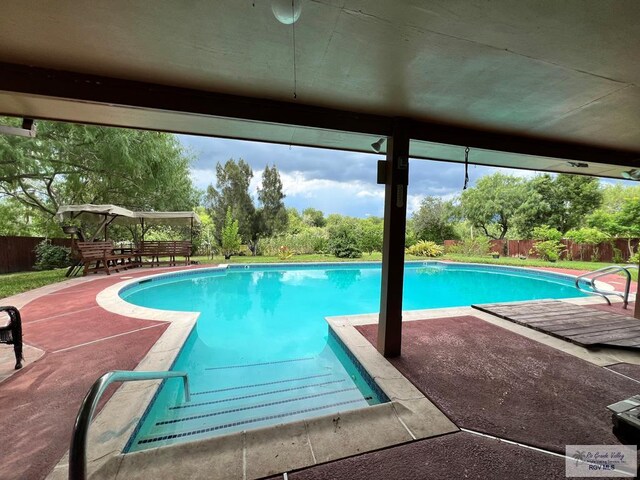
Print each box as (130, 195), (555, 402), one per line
(407, 194), (425, 216)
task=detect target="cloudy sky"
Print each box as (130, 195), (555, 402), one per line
(180, 135), (632, 218)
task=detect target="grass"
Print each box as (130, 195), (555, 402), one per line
(1, 252), (635, 300)
(193, 253), (638, 280)
(440, 254), (638, 281)
(191, 253), (387, 264)
(0, 268), (68, 299)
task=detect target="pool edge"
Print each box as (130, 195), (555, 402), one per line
(86, 318), (458, 480)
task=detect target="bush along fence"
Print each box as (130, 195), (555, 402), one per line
(0, 236), (72, 274)
(444, 238), (640, 263)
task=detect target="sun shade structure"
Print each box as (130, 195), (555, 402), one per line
(56, 204), (200, 243)
(56, 204), (200, 227)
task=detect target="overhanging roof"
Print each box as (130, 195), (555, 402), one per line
(1, 1), (639, 178)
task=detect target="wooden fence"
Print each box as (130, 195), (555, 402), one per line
(0, 236), (72, 274)
(444, 238), (639, 263)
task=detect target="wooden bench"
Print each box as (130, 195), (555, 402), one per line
(137, 241), (192, 267)
(76, 241), (141, 276)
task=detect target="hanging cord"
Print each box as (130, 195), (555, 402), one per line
(463, 147), (470, 190)
(291, 0), (298, 99)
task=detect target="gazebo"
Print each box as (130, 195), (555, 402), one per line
(56, 204), (201, 276)
(55, 204), (200, 242)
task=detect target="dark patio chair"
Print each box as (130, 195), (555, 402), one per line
(0, 306), (23, 369)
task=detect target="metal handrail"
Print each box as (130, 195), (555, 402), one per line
(575, 265), (638, 308)
(69, 370), (190, 480)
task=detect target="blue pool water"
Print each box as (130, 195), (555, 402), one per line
(122, 262), (586, 450)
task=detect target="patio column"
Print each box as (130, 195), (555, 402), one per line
(377, 121), (410, 358)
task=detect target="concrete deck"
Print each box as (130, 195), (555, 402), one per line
(357, 316), (639, 452)
(283, 431), (569, 480)
(0, 263), (638, 480)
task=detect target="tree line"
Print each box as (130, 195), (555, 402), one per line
(2, 118), (639, 262)
(412, 172), (640, 243)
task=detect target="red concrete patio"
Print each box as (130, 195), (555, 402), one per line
(0, 264), (638, 480)
(0, 268), (200, 480)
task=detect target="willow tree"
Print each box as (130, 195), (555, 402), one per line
(0, 117), (197, 234)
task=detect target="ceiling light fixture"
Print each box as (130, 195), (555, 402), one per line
(271, 0), (302, 24)
(371, 138), (385, 153)
(621, 169), (640, 180)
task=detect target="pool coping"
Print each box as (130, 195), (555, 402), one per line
(47, 262), (628, 479)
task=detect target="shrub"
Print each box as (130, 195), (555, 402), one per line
(34, 240), (72, 270)
(530, 240), (564, 262)
(565, 227), (609, 261)
(220, 208), (242, 259)
(405, 228), (418, 249)
(445, 237), (491, 256)
(328, 222), (362, 258)
(406, 240), (444, 257)
(258, 228), (328, 256)
(612, 247), (623, 264)
(358, 220), (383, 254)
(531, 225), (562, 242)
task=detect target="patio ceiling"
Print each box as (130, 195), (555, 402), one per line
(0, 1), (639, 176)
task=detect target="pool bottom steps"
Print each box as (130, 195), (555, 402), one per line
(127, 357), (378, 451)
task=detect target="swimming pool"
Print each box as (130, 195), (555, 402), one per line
(121, 261), (587, 450)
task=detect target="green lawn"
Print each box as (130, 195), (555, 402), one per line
(191, 253), (388, 264)
(194, 253), (638, 281)
(0, 268), (68, 299)
(440, 254), (620, 272)
(1, 253), (635, 300)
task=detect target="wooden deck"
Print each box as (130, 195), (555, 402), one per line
(473, 300), (640, 350)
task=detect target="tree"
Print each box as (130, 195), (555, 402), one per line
(0, 199), (40, 236)
(615, 195), (640, 257)
(515, 174), (602, 235)
(412, 196), (457, 243)
(586, 186), (640, 258)
(205, 158), (255, 243)
(302, 208), (326, 227)
(257, 165), (287, 237)
(460, 173), (527, 239)
(0, 118), (197, 235)
(220, 207), (242, 259)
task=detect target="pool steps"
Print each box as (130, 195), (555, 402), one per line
(130, 359), (372, 449)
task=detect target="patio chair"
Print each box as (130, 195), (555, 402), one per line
(0, 306), (23, 369)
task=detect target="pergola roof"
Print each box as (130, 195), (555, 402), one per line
(0, 1), (639, 178)
(56, 204), (200, 226)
